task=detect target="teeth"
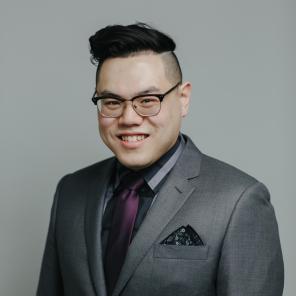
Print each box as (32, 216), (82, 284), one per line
(121, 135), (146, 142)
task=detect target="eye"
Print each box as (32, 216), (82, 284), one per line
(101, 98), (122, 109)
(137, 96), (159, 106)
(103, 99), (120, 105)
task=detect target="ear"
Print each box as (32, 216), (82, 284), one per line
(179, 82), (191, 117)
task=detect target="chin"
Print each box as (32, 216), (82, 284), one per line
(118, 156), (153, 171)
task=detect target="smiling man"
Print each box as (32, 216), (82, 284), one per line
(97, 52), (189, 170)
(37, 23), (284, 296)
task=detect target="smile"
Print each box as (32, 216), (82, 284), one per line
(119, 134), (149, 142)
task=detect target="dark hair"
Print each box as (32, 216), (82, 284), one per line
(89, 22), (182, 83)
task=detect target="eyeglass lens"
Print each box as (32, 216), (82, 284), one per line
(98, 96), (161, 117)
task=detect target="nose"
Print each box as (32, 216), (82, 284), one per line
(118, 101), (143, 126)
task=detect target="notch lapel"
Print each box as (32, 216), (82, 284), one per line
(113, 137), (202, 296)
(85, 158), (116, 296)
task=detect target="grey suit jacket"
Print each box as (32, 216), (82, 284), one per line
(37, 136), (284, 296)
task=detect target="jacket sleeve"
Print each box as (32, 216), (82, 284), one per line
(217, 182), (284, 296)
(36, 176), (68, 296)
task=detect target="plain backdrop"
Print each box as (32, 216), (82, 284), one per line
(0, 0), (295, 295)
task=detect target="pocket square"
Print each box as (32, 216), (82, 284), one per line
(160, 225), (204, 246)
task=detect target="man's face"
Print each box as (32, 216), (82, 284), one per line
(96, 52), (191, 170)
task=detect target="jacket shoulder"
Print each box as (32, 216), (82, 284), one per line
(200, 153), (266, 195)
(55, 157), (116, 191)
(67, 157), (115, 178)
(203, 154), (257, 181)
(182, 135), (259, 188)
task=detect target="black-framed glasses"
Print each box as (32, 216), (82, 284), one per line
(91, 81), (181, 118)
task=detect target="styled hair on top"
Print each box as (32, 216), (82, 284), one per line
(89, 22), (182, 83)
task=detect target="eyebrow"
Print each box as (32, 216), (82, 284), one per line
(97, 86), (162, 98)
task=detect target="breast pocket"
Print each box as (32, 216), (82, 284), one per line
(150, 244), (211, 295)
(153, 244), (209, 260)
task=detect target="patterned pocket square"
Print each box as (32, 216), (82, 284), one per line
(160, 225), (204, 246)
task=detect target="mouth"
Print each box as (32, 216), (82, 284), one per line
(117, 134), (149, 143)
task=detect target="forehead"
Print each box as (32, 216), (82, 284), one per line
(97, 53), (169, 94)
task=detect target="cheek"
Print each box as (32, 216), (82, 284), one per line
(99, 117), (115, 129)
(98, 117), (116, 137)
(149, 104), (181, 130)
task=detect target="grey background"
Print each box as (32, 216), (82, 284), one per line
(0, 0), (295, 295)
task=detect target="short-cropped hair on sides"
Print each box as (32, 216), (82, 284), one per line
(89, 22), (183, 84)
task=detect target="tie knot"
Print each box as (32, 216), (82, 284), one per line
(119, 172), (145, 192)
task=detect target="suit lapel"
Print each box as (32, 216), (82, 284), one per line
(113, 137), (202, 296)
(85, 158), (116, 296)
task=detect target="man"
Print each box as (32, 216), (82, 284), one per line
(37, 23), (284, 296)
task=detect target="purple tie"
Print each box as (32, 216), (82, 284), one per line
(105, 173), (144, 295)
